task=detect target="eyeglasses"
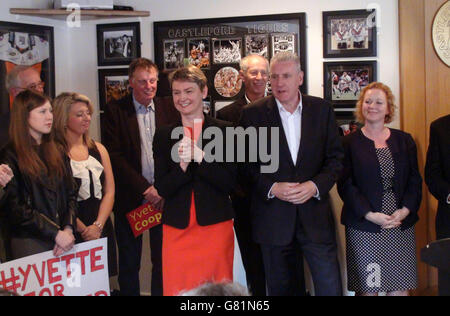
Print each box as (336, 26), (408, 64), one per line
(17, 81), (45, 91)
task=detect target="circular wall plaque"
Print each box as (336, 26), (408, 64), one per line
(214, 67), (242, 98)
(432, 1), (450, 67)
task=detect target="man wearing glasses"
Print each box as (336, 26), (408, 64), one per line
(6, 65), (45, 96)
(103, 58), (179, 296)
(1, 66), (45, 148)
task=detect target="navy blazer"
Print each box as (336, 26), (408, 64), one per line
(338, 129), (422, 233)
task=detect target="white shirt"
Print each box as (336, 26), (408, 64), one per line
(275, 96), (302, 164)
(268, 93), (320, 200)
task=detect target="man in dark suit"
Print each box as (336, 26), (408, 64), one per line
(240, 52), (344, 296)
(425, 114), (450, 296)
(103, 58), (179, 296)
(216, 54), (269, 296)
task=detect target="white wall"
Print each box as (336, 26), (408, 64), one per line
(0, 0), (400, 295)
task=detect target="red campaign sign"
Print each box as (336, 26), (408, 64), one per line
(126, 203), (162, 237)
(0, 239), (109, 296)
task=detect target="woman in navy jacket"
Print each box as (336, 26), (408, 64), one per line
(338, 82), (422, 296)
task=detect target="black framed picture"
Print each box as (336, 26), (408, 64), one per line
(154, 13), (307, 114)
(323, 60), (377, 110)
(163, 39), (185, 70)
(335, 110), (360, 136)
(323, 9), (377, 58)
(0, 21), (55, 115)
(96, 22), (141, 66)
(98, 68), (130, 112)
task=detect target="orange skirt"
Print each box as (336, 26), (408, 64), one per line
(162, 192), (234, 296)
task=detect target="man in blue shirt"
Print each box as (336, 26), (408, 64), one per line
(103, 58), (179, 296)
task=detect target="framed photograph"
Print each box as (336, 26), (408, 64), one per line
(271, 33), (296, 55)
(323, 9), (377, 58)
(96, 22), (141, 66)
(187, 38), (210, 69)
(335, 110), (360, 136)
(154, 13), (307, 105)
(0, 21), (55, 115)
(323, 61), (377, 109)
(163, 39), (185, 71)
(245, 34), (269, 58)
(98, 68), (130, 112)
(213, 38), (242, 64)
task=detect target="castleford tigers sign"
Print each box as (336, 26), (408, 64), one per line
(126, 203), (162, 238)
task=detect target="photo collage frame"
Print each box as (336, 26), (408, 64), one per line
(154, 13), (306, 117)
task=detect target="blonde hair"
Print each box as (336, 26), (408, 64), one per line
(52, 92), (95, 151)
(355, 82), (396, 124)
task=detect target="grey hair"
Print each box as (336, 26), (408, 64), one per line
(270, 51), (302, 73)
(179, 282), (250, 296)
(240, 54), (269, 73)
(5, 65), (33, 91)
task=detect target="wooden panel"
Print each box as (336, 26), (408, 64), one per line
(399, 0), (428, 293)
(399, 0), (450, 293)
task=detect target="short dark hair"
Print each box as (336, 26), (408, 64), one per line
(168, 65), (207, 91)
(128, 58), (158, 79)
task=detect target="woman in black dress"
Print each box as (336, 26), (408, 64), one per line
(338, 82), (422, 296)
(53, 92), (117, 276)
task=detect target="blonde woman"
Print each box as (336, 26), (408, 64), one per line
(53, 92), (117, 276)
(338, 82), (422, 296)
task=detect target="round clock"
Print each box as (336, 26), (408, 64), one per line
(432, 1), (450, 67)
